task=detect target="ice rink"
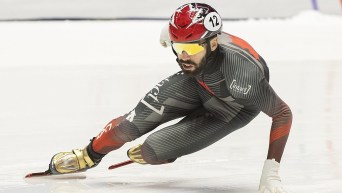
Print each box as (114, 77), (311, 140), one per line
(0, 11), (342, 193)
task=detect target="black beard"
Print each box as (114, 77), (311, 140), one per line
(177, 57), (207, 77)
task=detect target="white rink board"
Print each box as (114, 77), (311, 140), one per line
(0, 0), (341, 20)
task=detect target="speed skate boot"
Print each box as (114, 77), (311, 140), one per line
(127, 144), (147, 164)
(49, 145), (102, 174)
(127, 144), (177, 165)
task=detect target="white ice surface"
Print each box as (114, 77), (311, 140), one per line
(0, 11), (341, 193)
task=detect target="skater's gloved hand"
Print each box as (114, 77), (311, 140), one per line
(160, 23), (171, 47)
(258, 159), (289, 193)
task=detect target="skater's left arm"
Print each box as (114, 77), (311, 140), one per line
(252, 76), (292, 163)
(232, 65), (292, 193)
(251, 71), (292, 193)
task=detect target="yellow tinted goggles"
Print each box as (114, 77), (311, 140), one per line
(172, 42), (205, 55)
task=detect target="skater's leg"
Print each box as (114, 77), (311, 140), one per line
(91, 72), (202, 155)
(130, 106), (260, 165)
(49, 72), (202, 174)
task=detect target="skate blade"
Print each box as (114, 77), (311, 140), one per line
(25, 169), (86, 179)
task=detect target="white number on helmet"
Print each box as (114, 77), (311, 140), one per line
(204, 12), (222, 32)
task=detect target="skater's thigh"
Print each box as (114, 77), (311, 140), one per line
(122, 71), (202, 136)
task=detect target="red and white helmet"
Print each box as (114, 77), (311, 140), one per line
(169, 3), (223, 43)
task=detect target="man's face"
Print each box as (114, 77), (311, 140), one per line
(177, 48), (207, 76)
(173, 42), (207, 76)
(172, 37), (217, 76)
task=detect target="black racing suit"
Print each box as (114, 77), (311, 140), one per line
(91, 32), (292, 164)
